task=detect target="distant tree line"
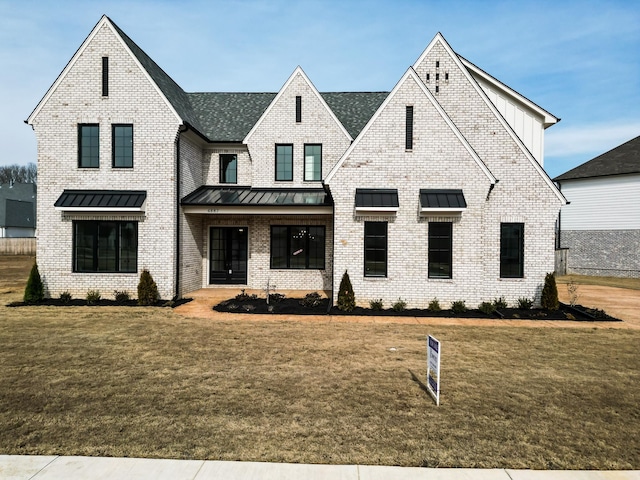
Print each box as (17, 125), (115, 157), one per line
(0, 163), (37, 184)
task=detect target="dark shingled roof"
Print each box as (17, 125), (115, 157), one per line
(108, 18), (388, 142)
(554, 135), (640, 181)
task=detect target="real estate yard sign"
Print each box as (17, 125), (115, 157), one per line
(427, 335), (441, 406)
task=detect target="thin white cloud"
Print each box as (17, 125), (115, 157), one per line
(545, 122), (640, 158)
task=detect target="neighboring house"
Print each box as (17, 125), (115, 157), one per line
(26, 16), (565, 306)
(0, 182), (36, 238)
(554, 135), (640, 278)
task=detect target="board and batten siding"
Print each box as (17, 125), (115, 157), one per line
(559, 174), (640, 230)
(476, 78), (544, 166)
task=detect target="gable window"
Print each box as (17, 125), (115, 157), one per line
(78, 124), (99, 168)
(500, 223), (524, 278)
(220, 154), (237, 184)
(73, 220), (138, 273)
(304, 144), (322, 181)
(112, 125), (133, 168)
(405, 106), (414, 150)
(428, 222), (452, 279)
(275, 144), (293, 181)
(270, 225), (325, 269)
(364, 221), (387, 277)
(102, 57), (109, 97)
(296, 95), (302, 123)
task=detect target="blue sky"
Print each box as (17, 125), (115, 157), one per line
(1, 0), (639, 179)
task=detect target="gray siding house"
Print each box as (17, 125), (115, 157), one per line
(555, 135), (640, 278)
(0, 182), (36, 238)
(27, 16), (565, 307)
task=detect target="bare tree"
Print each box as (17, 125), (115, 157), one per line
(0, 163), (37, 184)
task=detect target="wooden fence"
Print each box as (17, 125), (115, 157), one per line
(0, 238), (36, 256)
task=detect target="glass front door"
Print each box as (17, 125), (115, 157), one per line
(209, 227), (248, 284)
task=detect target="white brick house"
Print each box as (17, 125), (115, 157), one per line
(27, 17), (565, 307)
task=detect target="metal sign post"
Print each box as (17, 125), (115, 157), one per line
(427, 335), (441, 406)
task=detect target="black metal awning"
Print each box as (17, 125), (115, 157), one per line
(419, 189), (466, 213)
(181, 186), (333, 214)
(354, 188), (399, 213)
(54, 190), (147, 211)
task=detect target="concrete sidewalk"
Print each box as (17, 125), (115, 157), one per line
(1, 456), (638, 480)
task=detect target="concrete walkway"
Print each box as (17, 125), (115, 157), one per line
(1, 456), (638, 479)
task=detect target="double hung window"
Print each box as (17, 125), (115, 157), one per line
(78, 124), (99, 168)
(275, 144), (293, 181)
(304, 144), (322, 181)
(112, 125), (133, 168)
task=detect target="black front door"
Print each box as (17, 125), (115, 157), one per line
(209, 227), (248, 284)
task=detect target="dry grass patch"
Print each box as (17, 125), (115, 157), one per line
(556, 274), (640, 291)
(1, 256), (639, 468)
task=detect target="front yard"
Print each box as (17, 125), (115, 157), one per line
(1, 256), (639, 469)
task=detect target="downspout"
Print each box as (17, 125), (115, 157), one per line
(175, 126), (187, 300)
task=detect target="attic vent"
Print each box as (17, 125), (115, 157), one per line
(436, 60), (440, 68)
(405, 106), (414, 150)
(102, 57), (108, 97)
(296, 96), (302, 123)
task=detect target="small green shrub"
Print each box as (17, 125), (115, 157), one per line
(242, 304), (256, 312)
(86, 289), (101, 305)
(493, 296), (508, 310)
(479, 301), (495, 315)
(138, 269), (159, 306)
(114, 290), (130, 303)
(369, 299), (384, 311)
(59, 291), (72, 304)
(270, 293), (285, 303)
(517, 297), (533, 310)
(23, 262), (44, 304)
(300, 292), (322, 307)
(540, 273), (559, 311)
(451, 300), (467, 314)
(337, 270), (356, 312)
(235, 289), (252, 301)
(427, 298), (441, 312)
(392, 298), (407, 312)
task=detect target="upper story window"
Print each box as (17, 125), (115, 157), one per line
(275, 144), (293, 181)
(112, 125), (133, 168)
(78, 124), (99, 168)
(364, 221), (387, 277)
(102, 57), (109, 97)
(296, 96), (302, 123)
(220, 154), (237, 184)
(405, 106), (414, 150)
(428, 222), (452, 279)
(500, 223), (524, 278)
(304, 144), (322, 181)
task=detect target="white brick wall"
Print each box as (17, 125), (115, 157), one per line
(30, 23), (180, 300)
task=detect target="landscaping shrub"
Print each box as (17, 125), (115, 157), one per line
(392, 298), (407, 312)
(59, 291), (72, 304)
(369, 299), (384, 311)
(541, 273), (559, 311)
(427, 298), (441, 312)
(451, 300), (467, 314)
(235, 289), (256, 302)
(270, 293), (285, 303)
(479, 301), (495, 315)
(86, 290), (101, 305)
(300, 292), (322, 308)
(114, 290), (130, 303)
(337, 270), (355, 312)
(493, 296), (508, 310)
(138, 269), (159, 306)
(23, 262), (44, 304)
(567, 280), (580, 307)
(517, 297), (533, 310)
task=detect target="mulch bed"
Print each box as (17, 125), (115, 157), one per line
(7, 298), (192, 308)
(213, 296), (621, 321)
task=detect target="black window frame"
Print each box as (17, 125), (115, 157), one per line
(78, 124), (100, 168)
(405, 105), (414, 150)
(102, 56), (109, 97)
(112, 124), (133, 168)
(428, 222), (452, 279)
(500, 223), (524, 278)
(275, 144), (293, 181)
(73, 220), (138, 273)
(303, 144), (322, 182)
(219, 153), (238, 184)
(295, 95), (302, 123)
(364, 221), (387, 277)
(270, 225), (325, 270)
